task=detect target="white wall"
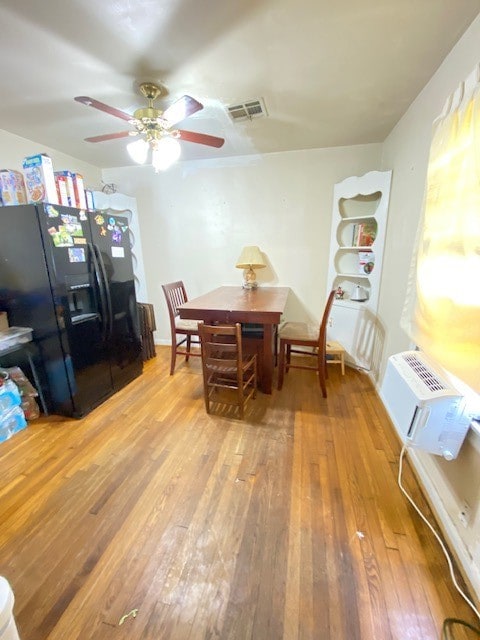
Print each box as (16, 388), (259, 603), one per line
(0, 128), (102, 187)
(379, 14), (480, 600)
(103, 144), (382, 344)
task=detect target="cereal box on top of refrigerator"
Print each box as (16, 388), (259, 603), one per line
(22, 153), (58, 205)
(0, 170), (28, 206)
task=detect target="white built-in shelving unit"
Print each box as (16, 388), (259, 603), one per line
(326, 170), (392, 370)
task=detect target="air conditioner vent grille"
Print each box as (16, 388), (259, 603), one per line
(402, 353), (447, 392)
(227, 98), (267, 121)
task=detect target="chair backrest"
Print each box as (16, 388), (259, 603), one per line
(199, 323), (244, 384)
(162, 281), (188, 327)
(318, 290), (336, 351)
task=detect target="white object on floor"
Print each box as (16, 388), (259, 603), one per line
(0, 577), (20, 640)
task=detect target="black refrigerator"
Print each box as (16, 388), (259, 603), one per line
(0, 203), (142, 417)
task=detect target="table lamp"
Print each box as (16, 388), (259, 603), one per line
(235, 246), (266, 289)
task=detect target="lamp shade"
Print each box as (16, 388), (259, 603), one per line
(235, 246), (266, 269)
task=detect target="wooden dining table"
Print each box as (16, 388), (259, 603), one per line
(178, 286), (290, 394)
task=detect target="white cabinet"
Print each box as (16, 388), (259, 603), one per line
(326, 170), (392, 370)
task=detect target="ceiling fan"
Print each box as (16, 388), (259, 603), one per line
(74, 82), (225, 169)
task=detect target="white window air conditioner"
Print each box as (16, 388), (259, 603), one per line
(380, 351), (472, 460)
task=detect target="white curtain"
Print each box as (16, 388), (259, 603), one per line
(401, 65), (480, 393)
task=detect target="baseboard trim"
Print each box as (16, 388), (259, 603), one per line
(407, 449), (480, 602)
(371, 373), (480, 603)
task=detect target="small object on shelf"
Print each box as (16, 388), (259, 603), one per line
(351, 221), (377, 247)
(335, 286), (345, 300)
(351, 285), (368, 301)
(358, 251), (375, 274)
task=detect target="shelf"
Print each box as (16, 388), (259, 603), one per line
(337, 245), (375, 251)
(337, 214), (376, 222)
(332, 298), (367, 307)
(334, 248), (376, 276)
(339, 191), (382, 219)
(337, 218), (378, 247)
(327, 171), (392, 371)
(336, 272), (370, 279)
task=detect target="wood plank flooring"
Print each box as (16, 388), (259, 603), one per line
(0, 347), (478, 639)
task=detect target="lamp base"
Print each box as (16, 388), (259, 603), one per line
(242, 266), (258, 289)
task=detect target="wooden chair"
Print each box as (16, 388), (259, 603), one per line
(162, 281), (201, 375)
(277, 290), (336, 397)
(199, 323), (257, 419)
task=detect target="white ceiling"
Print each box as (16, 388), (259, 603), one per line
(0, 0), (478, 169)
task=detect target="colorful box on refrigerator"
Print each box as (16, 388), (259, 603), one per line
(23, 154), (59, 205)
(72, 173), (87, 209)
(0, 170), (28, 206)
(85, 189), (95, 211)
(55, 174), (70, 206)
(54, 171), (75, 207)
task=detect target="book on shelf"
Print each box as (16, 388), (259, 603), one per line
(351, 221), (377, 247)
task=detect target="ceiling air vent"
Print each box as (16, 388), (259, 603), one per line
(227, 98), (267, 122)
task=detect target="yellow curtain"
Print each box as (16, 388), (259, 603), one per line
(403, 76), (480, 393)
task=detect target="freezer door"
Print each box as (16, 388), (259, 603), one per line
(36, 204), (114, 416)
(88, 210), (142, 390)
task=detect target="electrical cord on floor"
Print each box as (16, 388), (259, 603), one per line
(441, 617), (480, 638)
(397, 445), (480, 637)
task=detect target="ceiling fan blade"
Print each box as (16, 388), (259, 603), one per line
(74, 96), (133, 122)
(162, 96), (204, 126)
(84, 131), (133, 143)
(177, 129), (225, 148)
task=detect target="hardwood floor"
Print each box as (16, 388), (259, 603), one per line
(0, 347), (478, 639)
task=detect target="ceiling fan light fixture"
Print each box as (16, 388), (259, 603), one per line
(75, 83), (224, 169)
(127, 137), (149, 164)
(151, 136), (181, 172)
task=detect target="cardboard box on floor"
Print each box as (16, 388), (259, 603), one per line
(0, 312), (8, 332)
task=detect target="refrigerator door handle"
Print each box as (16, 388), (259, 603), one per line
(89, 243), (109, 341)
(93, 244), (113, 339)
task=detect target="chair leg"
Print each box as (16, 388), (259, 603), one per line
(274, 324), (278, 367)
(278, 340), (286, 390)
(203, 374), (211, 413)
(238, 387), (244, 419)
(169, 340), (176, 375)
(186, 335), (191, 362)
(318, 355), (327, 398)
